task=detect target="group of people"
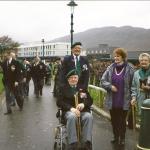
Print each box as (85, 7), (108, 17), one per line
(57, 44), (150, 149)
(89, 60), (112, 86)
(0, 42), (150, 150)
(101, 48), (150, 146)
(0, 52), (52, 115)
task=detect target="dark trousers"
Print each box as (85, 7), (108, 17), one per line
(5, 85), (13, 112)
(13, 84), (24, 110)
(45, 74), (51, 85)
(33, 78), (44, 97)
(22, 80), (30, 96)
(110, 108), (128, 139)
(5, 84), (24, 111)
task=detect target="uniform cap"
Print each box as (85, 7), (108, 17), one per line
(71, 42), (82, 49)
(66, 69), (78, 79)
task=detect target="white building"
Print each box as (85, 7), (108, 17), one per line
(18, 42), (71, 58)
(17, 41), (87, 59)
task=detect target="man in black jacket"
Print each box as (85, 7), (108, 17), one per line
(1, 52), (24, 114)
(61, 42), (90, 92)
(22, 58), (31, 96)
(31, 56), (46, 98)
(57, 69), (93, 150)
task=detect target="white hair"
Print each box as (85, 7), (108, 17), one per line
(10, 52), (16, 59)
(139, 53), (150, 62)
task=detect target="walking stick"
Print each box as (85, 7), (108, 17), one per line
(131, 104), (139, 150)
(74, 92), (82, 142)
(132, 105), (136, 132)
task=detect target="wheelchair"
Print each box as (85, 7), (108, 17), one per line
(53, 108), (93, 150)
(54, 108), (67, 150)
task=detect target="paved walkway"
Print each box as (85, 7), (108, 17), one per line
(0, 82), (139, 150)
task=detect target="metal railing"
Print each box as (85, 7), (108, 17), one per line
(88, 84), (107, 108)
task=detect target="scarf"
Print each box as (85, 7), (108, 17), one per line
(70, 85), (77, 95)
(139, 65), (150, 80)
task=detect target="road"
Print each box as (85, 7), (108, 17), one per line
(0, 81), (138, 150)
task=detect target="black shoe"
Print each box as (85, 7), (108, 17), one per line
(111, 138), (119, 144)
(19, 107), (23, 111)
(119, 139), (125, 146)
(84, 141), (92, 150)
(40, 89), (42, 96)
(4, 110), (12, 115)
(68, 142), (78, 150)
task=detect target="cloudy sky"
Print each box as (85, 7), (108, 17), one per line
(0, 1), (150, 43)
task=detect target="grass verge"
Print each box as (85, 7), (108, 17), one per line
(0, 73), (4, 94)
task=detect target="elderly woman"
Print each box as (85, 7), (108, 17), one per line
(101, 48), (134, 146)
(131, 53), (150, 115)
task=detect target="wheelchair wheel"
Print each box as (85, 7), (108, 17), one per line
(53, 142), (66, 150)
(54, 126), (67, 150)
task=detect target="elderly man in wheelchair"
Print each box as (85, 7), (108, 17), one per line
(56, 69), (93, 150)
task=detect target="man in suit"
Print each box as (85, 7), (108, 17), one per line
(57, 69), (93, 150)
(61, 42), (90, 92)
(31, 56), (46, 98)
(22, 58), (31, 96)
(10, 52), (26, 104)
(1, 52), (24, 114)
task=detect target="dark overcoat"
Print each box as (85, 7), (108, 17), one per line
(62, 55), (90, 91)
(57, 84), (93, 113)
(1, 59), (22, 90)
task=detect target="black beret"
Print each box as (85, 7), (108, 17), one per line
(71, 42), (82, 49)
(66, 69), (78, 79)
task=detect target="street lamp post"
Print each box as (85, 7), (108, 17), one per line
(0, 43), (2, 59)
(67, 0), (78, 47)
(41, 39), (45, 63)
